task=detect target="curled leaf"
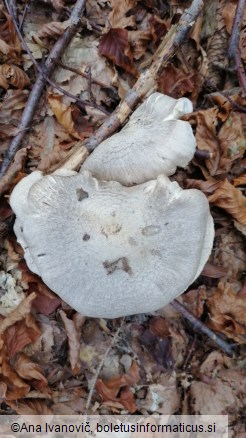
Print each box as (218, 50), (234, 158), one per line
(0, 64), (30, 88)
(209, 179), (246, 227)
(60, 310), (81, 375)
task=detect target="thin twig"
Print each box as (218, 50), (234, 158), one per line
(56, 61), (117, 93)
(171, 299), (234, 356)
(51, 0), (204, 173)
(85, 324), (123, 412)
(228, 0), (246, 61)
(19, 0), (30, 32)
(194, 149), (213, 160)
(0, 0), (88, 177)
(235, 50), (246, 96)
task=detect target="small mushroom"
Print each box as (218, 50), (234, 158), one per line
(10, 171), (214, 318)
(82, 93), (196, 185)
(9, 93), (214, 318)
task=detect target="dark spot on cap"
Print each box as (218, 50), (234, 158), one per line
(83, 233), (90, 241)
(103, 257), (133, 276)
(76, 188), (88, 201)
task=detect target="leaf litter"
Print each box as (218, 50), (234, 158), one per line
(0, 0), (245, 434)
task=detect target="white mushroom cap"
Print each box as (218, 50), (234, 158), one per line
(10, 170), (214, 318)
(82, 93), (196, 186)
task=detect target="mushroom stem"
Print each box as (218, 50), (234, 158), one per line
(171, 299), (234, 356)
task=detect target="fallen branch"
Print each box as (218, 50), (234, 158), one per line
(171, 299), (234, 357)
(0, 0), (87, 177)
(228, 0), (246, 61)
(49, 0), (204, 172)
(228, 0), (246, 97)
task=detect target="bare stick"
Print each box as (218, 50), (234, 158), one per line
(50, 0), (204, 172)
(171, 299), (234, 356)
(235, 51), (246, 96)
(228, 0), (246, 61)
(56, 60), (117, 93)
(85, 324), (122, 412)
(0, 0), (87, 177)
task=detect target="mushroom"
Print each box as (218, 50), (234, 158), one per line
(9, 93), (214, 318)
(82, 93), (196, 185)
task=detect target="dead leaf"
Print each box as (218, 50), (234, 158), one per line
(0, 64), (30, 88)
(209, 179), (246, 227)
(108, 0), (137, 29)
(0, 352), (30, 400)
(149, 15), (168, 49)
(191, 378), (242, 415)
(201, 262), (227, 278)
(14, 353), (47, 384)
(7, 398), (53, 415)
(128, 29), (151, 60)
(96, 360), (140, 408)
(185, 178), (222, 195)
(99, 28), (139, 77)
(60, 310), (81, 375)
(37, 20), (70, 39)
(0, 6), (22, 63)
(118, 386), (137, 413)
(142, 374), (180, 414)
(48, 95), (92, 140)
(158, 64), (196, 98)
(207, 281), (246, 341)
(21, 266), (61, 315)
(190, 108), (245, 176)
(0, 292), (36, 335)
(3, 314), (41, 358)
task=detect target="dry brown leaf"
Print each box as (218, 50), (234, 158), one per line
(60, 310), (81, 375)
(96, 360), (140, 404)
(207, 281), (246, 341)
(99, 28), (139, 77)
(149, 316), (170, 337)
(191, 378), (241, 415)
(14, 353), (47, 384)
(37, 20), (70, 38)
(201, 262), (227, 278)
(0, 292), (36, 335)
(209, 179), (246, 227)
(108, 0), (137, 28)
(149, 15), (168, 50)
(158, 64), (196, 98)
(48, 96), (92, 140)
(185, 178), (222, 195)
(0, 64), (30, 88)
(190, 108), (245, 176)
(0, 6), (22, 63)
(232, 174), (246, 187)
(213, 229), (245, 281)
(21, 266), (61, 315)
(7, 398), (53, 415)
(0, 352), (30, 400)
(118, 386), (137, 413)
(142, 374), (180, 414)
(128, 29), (151, 60)
(3, 315), (41, 358)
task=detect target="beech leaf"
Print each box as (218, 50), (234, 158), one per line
(99, 28), (138, 77)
